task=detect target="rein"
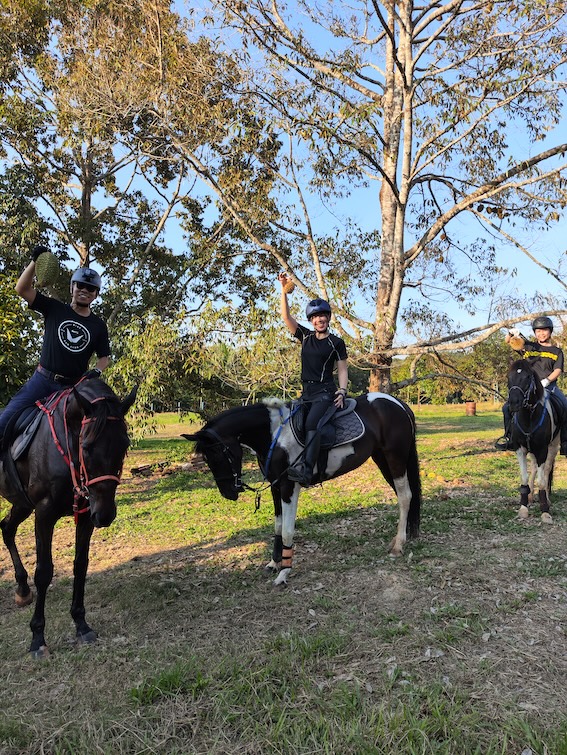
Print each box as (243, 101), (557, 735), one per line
(37, 388), (124, 523)
(203, 405), (304, 510)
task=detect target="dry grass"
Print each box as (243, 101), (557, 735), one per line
(0, 407), (566, 754)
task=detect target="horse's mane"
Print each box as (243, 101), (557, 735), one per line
(199, 401), (274, 434)
(262, 397), (287, 408)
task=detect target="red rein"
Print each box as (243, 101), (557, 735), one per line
(37, 388), (123, 523)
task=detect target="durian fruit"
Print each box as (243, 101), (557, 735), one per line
(509, 335), (525, 351)
(281, 275), (296, 294)
(35, 252), (60, 287)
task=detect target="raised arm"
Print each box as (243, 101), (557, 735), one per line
(15, 262), (38, 305)
(278, 273), (299, 335)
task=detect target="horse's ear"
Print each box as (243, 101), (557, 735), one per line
(73, 387), (94, 416)
(121, 385), (138, 415)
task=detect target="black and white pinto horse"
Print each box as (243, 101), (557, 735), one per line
(507, 359), (559, 523)
(184, 392), (421, 585)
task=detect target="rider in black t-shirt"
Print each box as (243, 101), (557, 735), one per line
(279, 272), (348, 485)
(495, 316), (567, 454)
(0, 246), (110, 443)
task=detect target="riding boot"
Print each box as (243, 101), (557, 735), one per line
(494, 403), (519, 451)
(287, 430), (320, 486)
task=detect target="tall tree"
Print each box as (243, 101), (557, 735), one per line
(0, 0), (250, 329)
(165, 0), (567, 391)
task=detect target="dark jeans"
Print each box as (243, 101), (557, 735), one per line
(0, 369), (64, 437)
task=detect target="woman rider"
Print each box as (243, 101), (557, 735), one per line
(495, 316), (567, 454)
(279, 272), (348, 486)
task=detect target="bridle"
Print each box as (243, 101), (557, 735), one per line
(508, 370), (548, 451)
(508, 371), (539, 410)
(37, 388), (125, 523)
(199, 428), (246, 493)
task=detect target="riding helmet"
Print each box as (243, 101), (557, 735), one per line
(306, 298), (332, 320)
(531, 316), (553, 332)
(70, 267), (102, 292)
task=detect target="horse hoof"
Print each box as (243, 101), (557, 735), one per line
(540, 512), (553, 525)
(518, 505), (529, 520)
(76, 630), (97, 646)
(388, 538), (404, 557)
(264, 560), (280, 573)
(273, 568), (290, 586)
(30, 646), (50, 660)
(15, 591), (34, 607)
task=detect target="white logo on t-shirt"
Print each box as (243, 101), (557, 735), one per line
(58, 320), (91, 352)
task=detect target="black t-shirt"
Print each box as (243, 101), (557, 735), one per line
(516, 339), (564, 381)
(31, 292), (111, 379)
(294, 324), (348, 383)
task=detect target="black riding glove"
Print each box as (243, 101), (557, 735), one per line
(83, 368), (102, 379)
(31, 244), (50, 262)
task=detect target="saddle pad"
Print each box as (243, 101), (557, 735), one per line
(291, 407), (365, 448)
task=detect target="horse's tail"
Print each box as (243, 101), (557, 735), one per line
(406, 433), (421, 539)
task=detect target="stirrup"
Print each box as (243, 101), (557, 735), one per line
(494, 436), (514, 451)
(287, 464), (312, 486)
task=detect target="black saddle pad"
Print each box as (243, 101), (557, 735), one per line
(290, 399), (364, 448)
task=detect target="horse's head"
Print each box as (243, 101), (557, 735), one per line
(70, 380), (137, 527)
(507, 360), (542, 413)
(182, 427), (244, 501)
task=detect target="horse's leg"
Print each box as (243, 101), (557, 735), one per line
(517, 450), (531, 520)
(265, 487), (283, 573)
(273, 484), (300, 586)
(535, 445), (557, 524)
(29, 507), (58, 658)
(1, 503), (34, 606)
(71, 515), (97, 644)
(386, 472), (412, 557)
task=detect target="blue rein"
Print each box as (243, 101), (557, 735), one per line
(263, 403), (300, 480)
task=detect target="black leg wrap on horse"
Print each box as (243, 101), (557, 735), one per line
(538, 489), (550, 513)
(272, 534), (283, 563)
(519, 484), (530, 507)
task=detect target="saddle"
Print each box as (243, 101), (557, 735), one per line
(1, 405), (44, 460)
(548, 391), (565, 427)
(290, 398), (364, 449)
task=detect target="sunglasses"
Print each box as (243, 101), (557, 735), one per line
(75, 282), (98, 293)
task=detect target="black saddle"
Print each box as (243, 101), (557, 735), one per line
(290, 398), (364, 449)
(2, 405), (43, 460)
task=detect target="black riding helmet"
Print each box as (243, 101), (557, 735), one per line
(306, 298), (332, 320)
(532, 316), (553, 332)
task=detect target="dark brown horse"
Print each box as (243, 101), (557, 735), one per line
(184, 392), (421, 585)
(0, 378), (136, 657)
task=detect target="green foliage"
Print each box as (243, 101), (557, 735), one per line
(106, 313), (186, 438)
(0, 275), (39, 404)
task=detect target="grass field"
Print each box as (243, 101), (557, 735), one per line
(0, 403), (566, 754)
